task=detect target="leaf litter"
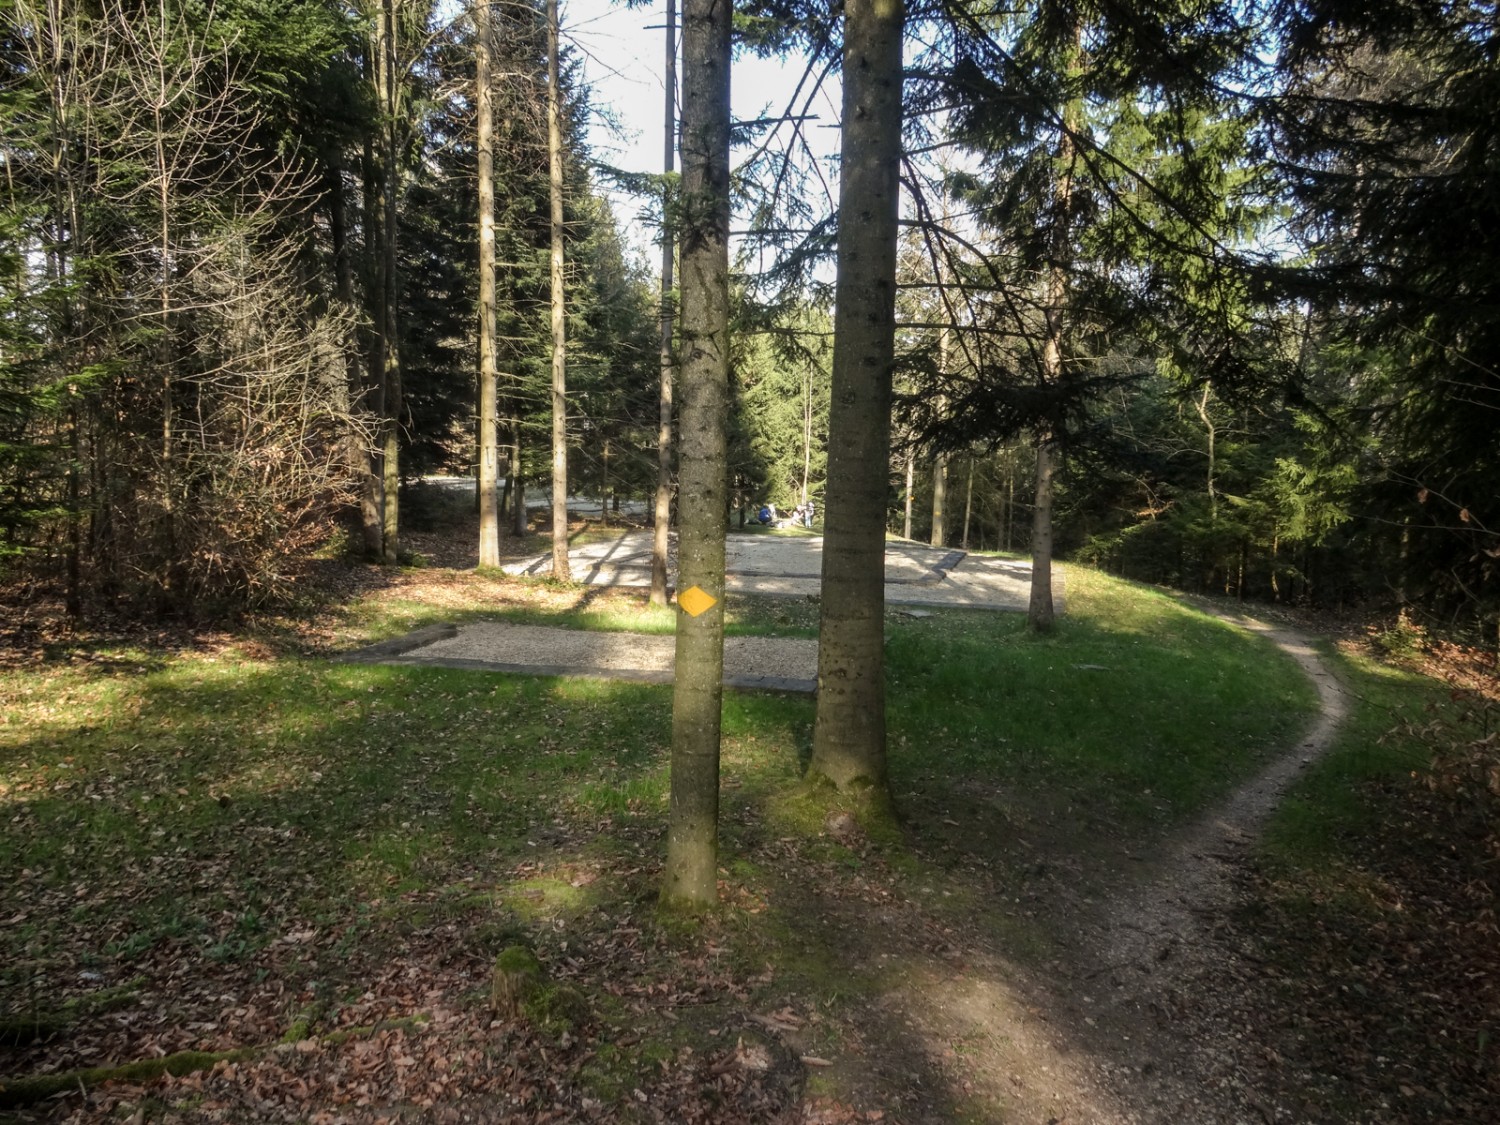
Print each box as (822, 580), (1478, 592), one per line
(3, 540), (1497, 1122)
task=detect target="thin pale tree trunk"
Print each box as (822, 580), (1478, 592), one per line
(651, 0), (678, 607)
(379, 0), (403, 565)
(475, 0), (500, 568)
(512, 425), (527, 535)
(930, 454), (946, 546)
(962, 457), (973, 550)
(45, 61), (84, 614)
(547, 0), (569, 580)
(1196, 383), (1217, 521)
(931, 321), (950, 547)
(810, 0), (904, 796)
(801, 361), (813, 505)
(903, 450), (914, 539)
(661, 0), (731, 910)
(152, 56), (177, 591)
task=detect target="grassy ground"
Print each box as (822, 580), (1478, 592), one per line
(0, 553), (1385, 1121)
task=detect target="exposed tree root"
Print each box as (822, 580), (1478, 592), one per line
(0, 1016), (426, 1109)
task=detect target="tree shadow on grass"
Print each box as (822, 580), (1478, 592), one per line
(1, 580), (1335, 1121)
(0, 649), (998, 1119)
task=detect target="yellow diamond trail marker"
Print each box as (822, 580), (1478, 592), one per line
(678, 585), (718, 617)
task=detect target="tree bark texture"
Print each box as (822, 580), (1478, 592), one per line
(1028, 29), (1078, 631)
(962, 457), (974, 549)
(1029, 437), (1056, 631)
(379, 0), (403, 566)
(359, 127), (385, 558)
(810, 0), (904, 795)
(661, 0), (731, 911)
(476, 0), (500, 569)
(651, 0), (678, 607)
(547, 0), (569, 580)
(931, 321), (950, 547)
(512, 425), (527, 535)
(930, 454), (947, 546)
(903, 450), (914, 539)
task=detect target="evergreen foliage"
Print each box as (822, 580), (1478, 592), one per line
(1267, 0), (1500, 621)
(0, 0), (1496, 632)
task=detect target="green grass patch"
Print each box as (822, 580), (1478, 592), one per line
(886, 567), (1317, 832)
(1258, 642), (1439, 881)
(1, 656), (671, 987)
(2, 558), (1341, 1117)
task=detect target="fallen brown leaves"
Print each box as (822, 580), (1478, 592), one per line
(1, 865), (846, 1122)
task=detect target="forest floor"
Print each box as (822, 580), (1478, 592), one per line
(1, 495), (1495, 1122)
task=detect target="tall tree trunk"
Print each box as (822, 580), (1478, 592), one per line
(379, 0), (403, 566)
(903, 449), (914, 538)
(1028, 437), (1056, 631)
(661, 0), (731, 910)
(359, 128), (385, 558)
(1028, 30), (1079, 632)
(547, 0), (570, 580)
(601, 440), (610, 525)
(153, 75), (177, 596)
(512, 424), (527, 535)
(47, 58), (84, 615)
(930, 320), (950, 547)
(1196, 383), (1217, 521)
(1004, 450), (1015, 551)
(651, 0), (678, 607)
(810, 0), (904, 796)
(801, 360), (814, 505)
(327, 152), (373, 561)
(930, 454), (947, 546)
(476, 0), (500, 569)
(962, 456), (974, 550)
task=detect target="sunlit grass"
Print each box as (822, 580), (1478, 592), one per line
(1, 560), (1326, 1073)
(887, 566), (1317, 828)
(1258, 642), (1440, 878)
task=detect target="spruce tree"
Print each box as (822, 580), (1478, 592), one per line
(809, 0), (905, 797)
(661, 0), (732, 910)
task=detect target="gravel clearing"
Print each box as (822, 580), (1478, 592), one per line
(500, 530), (1055, 610)
(348, 531), (1056, 689)
(346, 621), (819, 692)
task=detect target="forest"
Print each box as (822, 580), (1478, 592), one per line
(3, 0), (1500, 1121)
(1, 0), (1495, 638)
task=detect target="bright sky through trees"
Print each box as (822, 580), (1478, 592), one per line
(573, 1), (843, 260)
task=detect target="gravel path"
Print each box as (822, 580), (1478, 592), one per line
(344, 622), (819, 692)
(347, 532), (1054, 690)
(501, 530), (1056, 611)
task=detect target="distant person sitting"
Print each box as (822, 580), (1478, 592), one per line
(757, 503), (775, 525)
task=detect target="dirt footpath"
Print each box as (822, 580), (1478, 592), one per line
(860, 610), (1352, 1124)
